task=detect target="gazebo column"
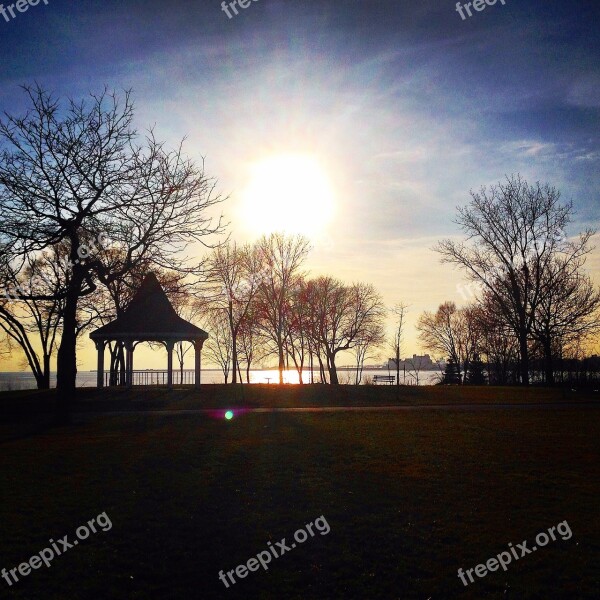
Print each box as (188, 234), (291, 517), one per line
(166, 341), (174, 389)
(95, 340), (105, 388)
(125, 341), (135, 387)
(118, 342), (126, 386)
(194, 339), (204, 389)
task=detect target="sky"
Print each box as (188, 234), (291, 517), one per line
(0, 0), (599, 370)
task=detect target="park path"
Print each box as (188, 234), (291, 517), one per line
(74, 401), (599, 418)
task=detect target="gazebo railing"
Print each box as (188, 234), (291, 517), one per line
(104, 369), (197, 387)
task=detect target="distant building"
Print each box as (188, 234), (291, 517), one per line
(384, 354), (441, 371)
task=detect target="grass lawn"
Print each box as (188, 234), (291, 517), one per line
(1, 383), (597, 416)
(0, 387), (598, 598)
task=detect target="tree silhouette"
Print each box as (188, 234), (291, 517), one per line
(0, 85), (224, 418)
(436, 174), (595, 385)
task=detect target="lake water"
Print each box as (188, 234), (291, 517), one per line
(0, 368), (441, 391)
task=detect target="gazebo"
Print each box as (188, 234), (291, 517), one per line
(89, 273), (208, 389)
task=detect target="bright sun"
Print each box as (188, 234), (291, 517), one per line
(241, 155), (335, 236)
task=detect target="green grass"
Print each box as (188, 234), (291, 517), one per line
(0, 389), (598, 598)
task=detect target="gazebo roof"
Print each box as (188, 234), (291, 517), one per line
(90, 273), (208, 342)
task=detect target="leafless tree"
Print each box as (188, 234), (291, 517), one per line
(0, 85), (225, 416)
(0, 247), (66, 388)
(203, 241), (264, 384)
(204, 310), (233, 383)
(389, 303), (408, 387)
(435, 174), (594, 385)
(531, 255), (600, 383)
(406, 355), (423, 386)
(352, 325), (384, 385)
(304, 277), (385, 385)
(417, 302), (462, 376)
(254, 233), (310, 384)
(416, 301), (480, 383)
(472, 299), (519, 385)
(237, 306), (263, 383)
(284, 277), (312, 384)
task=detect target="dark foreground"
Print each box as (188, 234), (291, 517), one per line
(0, 386), (598, 598)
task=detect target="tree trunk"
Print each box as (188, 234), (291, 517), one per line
(237, 361), (243, 385)
(231, 331), (238, 384)
(543, 338), (555, 385)
(328, 353), (339, 385)
(278, 344), (285, 384)
(317, 353), (326, 383)
(329, 368), (339, 385)
(56, 277), (82, 421)
(34, 371), (44, 390)
(40, 354), (51, 390)
(290, 351), (304, 384)
(518, 332), (530, 386)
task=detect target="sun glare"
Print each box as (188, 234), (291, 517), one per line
(241, 155), (335, 236)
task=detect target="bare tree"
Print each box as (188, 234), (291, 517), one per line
(0, 85), (224, 417)
(352, 325), (384, 385)
(417, 302), (461, 377)
(284, 277), (311, 384)
(254, 233), (310, 384)
(416, 301), (479, 384)
(237, 306), (262, 383)
(204, 310), (233, 383)
(0, 247), (66, 388)
(304, 277), (385, 385)
(406, 355), (423, 386)
(389, 303), (408, 387)
(435, 174), (594, 385)
(531, 255), (600, 383)
(472, 299), (519, 385)
(204, 241), (263, 384)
